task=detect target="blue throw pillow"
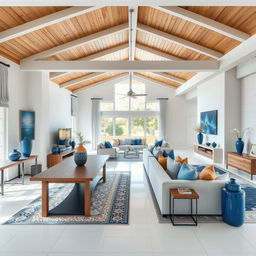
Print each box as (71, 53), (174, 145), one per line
(177, 163), (197, 180)
(162, 150), (175, 160)
(104, 141), (112, 148)
(131, 139), (136, 145)
(154, 140), (163, 147)
(137, 139), (142, 145)
(166, 158), (181, 179)
(59, 139), (66, 145)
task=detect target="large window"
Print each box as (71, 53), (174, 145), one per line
(0, 108), (7, 160)
(99, 80), (160, 144)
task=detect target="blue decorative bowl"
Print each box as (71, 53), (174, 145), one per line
(51, 146), (59, 154)
(74, 152), (87, 166)
(8, 149), (21, 161)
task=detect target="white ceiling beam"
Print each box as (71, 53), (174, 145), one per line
(20, 60), (219, 72)
(134, 73), (177, 89)
(153, 72), (186, 84)
(22, 22), (128, 61)
(176, 34), (256, 95)
(74, 73), (128, 93)
(155, 7), (250, 42)
(136, 43), (182, 61)
(2, 1), (256, 6)
(137, 23), (223, 59)
(50, 43), (129, 79)
(129, 7), (138, 61)
(60, 72), (105, 88)
(0, 7), (100, 43)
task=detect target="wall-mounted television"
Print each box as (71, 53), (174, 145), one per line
(200, 110), (218, 135)
(58, 128), (72, 140)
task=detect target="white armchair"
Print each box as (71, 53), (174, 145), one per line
(97, 145), (119, 158)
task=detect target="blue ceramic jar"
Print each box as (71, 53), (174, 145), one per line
(212, 142), (217, 148)
(8, 149), (21, 161)
(74, 152), (87, 166)
(236, 138), (244, 154)
(197, 133), (203, 145)
(221, 178), (245, 227)
(21, 137), (32, 157)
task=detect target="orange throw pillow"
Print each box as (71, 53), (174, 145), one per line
(175, 156), (188, 164)
(158, 155), (168, 170)
(199, 165), (216, 180)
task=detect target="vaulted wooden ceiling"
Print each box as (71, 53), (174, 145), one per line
(0, 6), (256, 92)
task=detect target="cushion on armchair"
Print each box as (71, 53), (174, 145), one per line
(104, 141), (112, 148)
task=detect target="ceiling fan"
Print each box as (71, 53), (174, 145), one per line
(124, 72), (148, 98)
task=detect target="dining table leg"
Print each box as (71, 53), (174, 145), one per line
(103, 163), (106, 183)
(42, 181), (49, 217)
(84, 182), (91, 217)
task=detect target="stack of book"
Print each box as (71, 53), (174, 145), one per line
(177, 188), (192, 195)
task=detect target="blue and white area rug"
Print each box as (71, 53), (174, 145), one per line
(4, 172), (130, 225)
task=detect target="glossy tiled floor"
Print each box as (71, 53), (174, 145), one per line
(0, 152), (256, 256)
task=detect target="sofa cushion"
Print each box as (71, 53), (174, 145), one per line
(132, 138), (142, 145)
(177, 163), (197, 180)
(98, 142), (105, 149)
(125, 138), (132, 145)
(162, 150), (175, 160)
(199, 165), (217, 180)
(216, 172), (229, 180)
(158, 155), (168, 170)
(153, 147), (162, 158)
(104, 141), (112, 148)
(154, 139), (163, 147)
(166, 157), (181, 179)
(175, 155), (188, 164)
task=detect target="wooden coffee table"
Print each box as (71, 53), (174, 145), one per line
(30, 155), (109, 217)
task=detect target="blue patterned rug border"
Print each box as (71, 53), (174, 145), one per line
(4, 172), (131, 225)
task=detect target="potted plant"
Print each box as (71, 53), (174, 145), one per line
(233, 128), (244, 154)
(74, 132), (90, 166)
(195, 125), (205, 145)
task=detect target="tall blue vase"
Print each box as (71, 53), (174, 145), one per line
(197, 133), (203, 145)
(21, 137), (32, 157)
(221, 178), (245, 227)
(236, 138), (244, 154)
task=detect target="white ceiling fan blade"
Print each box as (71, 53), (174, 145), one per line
(133, 94), (148, 97)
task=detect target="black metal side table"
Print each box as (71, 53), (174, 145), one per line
(169, 188), (199, 226)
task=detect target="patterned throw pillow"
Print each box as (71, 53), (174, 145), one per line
(154, 140), (163, 147)
(177, 163), (197, 180)
(175, 155), (188, 164)
(162, 150), (175, 160)
(199, 165), (217, 180)
(158, 155), (168, 170)
(166, 158), (181, 179)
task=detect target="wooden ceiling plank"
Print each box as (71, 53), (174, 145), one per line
(137, 23), (223, 59)
(20, 60), (219, 72)
(155, 6), (250, 42)
(73, 73), (127, 93)
(153, 72), (186, 84)
(50, 42), (129, 79)
(0, 7), (100, 43)
(60, 72), (105, 88)
(136, 43), (182, 60)
(22, 22), (128, 61)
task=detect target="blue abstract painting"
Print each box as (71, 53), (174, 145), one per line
(200, 110), (217, 135)
(20, 111), (35, 140)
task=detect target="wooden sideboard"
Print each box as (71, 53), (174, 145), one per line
(194, 144), (223, 163)
(47, 149), (75, 168)
(226, 152), (256, 180)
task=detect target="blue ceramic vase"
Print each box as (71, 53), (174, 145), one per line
(8, 149), (21, 161)
(70, 141), (76, 149)
(21, 137), (32, 157)
(212, 142), (217, 148)
(236, 138), (244, 154)
(197, 133), (203, 145)
(221, 178), (245, 227)
(74, 152), (87, 166)
(51, 146), (59, 154)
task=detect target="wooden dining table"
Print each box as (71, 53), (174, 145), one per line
(30, 154), (109, 217)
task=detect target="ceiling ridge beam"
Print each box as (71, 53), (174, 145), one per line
(154, 6), (250, 42)
(50, 43), (129, 79)
(74, 73), (127, 93)
(129, 6), (138, 61)
(20, 60), (219, 72)
(136, 43), (182, 60)
(153, 72), (186, 84)
(60, 72), (105, 88)
(0, 7), (100, 43)
(137, 23), (223, 59)
(22, 22), (128, 61)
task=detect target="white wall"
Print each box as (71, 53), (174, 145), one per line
(77, 77), (197, 150)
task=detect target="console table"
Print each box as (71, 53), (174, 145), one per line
(47, 149), (75, 168)
(194, 144), (223, 163)
(0, 155), (38, 195)
(227, 152), (256, 180)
